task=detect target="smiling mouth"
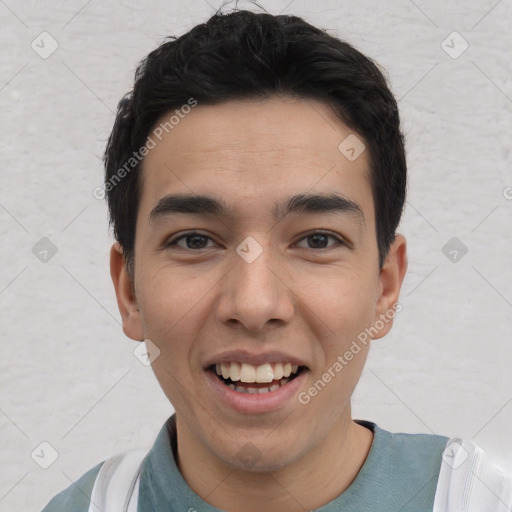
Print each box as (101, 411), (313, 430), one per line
(208, 363), (307, 394)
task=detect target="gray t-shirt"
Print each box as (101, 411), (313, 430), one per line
(41, 415), (449, 511)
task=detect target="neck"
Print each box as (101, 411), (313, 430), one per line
(174, 413), (374, 511)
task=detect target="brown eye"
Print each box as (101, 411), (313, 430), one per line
(307, 233), (329, 249)
(295, 231), (344, 249)
(166, 232), (216, 250)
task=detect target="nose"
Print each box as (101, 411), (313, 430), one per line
(215, 241), (295, 333)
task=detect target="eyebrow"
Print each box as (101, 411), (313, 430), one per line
(148, 192), (364, 224)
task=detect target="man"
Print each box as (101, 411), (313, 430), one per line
(42, 9), (511, 512)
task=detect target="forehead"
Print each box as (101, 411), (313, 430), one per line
(138, 96), (373, 224)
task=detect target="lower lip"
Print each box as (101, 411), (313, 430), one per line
(204, 369), (307, 414)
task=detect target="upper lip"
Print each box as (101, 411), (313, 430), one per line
(203, 350), (308, 369)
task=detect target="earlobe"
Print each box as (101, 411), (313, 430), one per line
(110, 243), (145, 341)
(373, 234), (408, 340)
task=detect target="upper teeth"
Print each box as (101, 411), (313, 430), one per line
(215, 362), (299, 383)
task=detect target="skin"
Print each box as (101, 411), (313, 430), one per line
(110, 95), (407, 511)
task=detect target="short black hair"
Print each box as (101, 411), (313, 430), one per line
(104, 9), (406, 273)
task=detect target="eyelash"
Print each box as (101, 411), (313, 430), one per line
(165, 230), (346, 251)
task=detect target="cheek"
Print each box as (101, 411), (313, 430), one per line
(299, 266), (378, 345)
(306, 278), (373, 416)
(135, 267), (212, 412)
(135, 266), (214, 365)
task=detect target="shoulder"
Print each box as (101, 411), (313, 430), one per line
(377, 425), (449, 495)
(358, 419), (449, 474)
(41, 461), (104, 512)
(384, 426), (449, 472)
(362, 423), (512, 511)
(352, 420), (449, 511)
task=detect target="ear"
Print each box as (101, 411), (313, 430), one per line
(110, 242), (145, 341)
(372, 234), (408, 340)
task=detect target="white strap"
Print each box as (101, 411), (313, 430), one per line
(88, 449), (147, 512)
(433, 437), (512, 512)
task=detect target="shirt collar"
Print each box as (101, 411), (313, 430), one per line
(140, 414), (423, 511)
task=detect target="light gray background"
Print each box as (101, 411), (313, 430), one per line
(1, 0), (511, 510)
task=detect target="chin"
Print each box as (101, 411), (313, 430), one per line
(211, 432), (306, 473)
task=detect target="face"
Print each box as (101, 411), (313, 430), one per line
(111, 96), (406, 471)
